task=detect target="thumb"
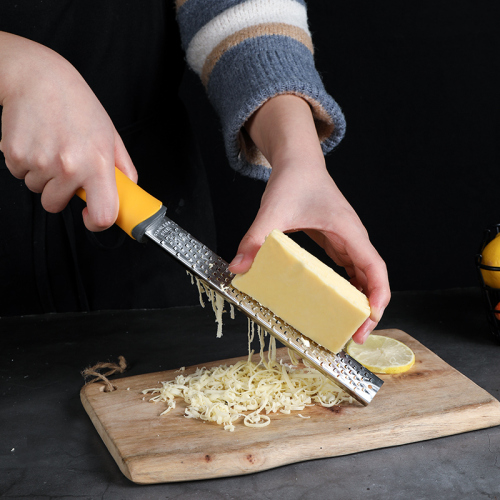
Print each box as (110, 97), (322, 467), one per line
(228, 232), (262, 275)
(81, 131), (135, 233)
(229, 213), (280, 274)
(81, 167), (119, 232)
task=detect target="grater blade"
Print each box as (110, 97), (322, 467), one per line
(145, 215), (383, 405)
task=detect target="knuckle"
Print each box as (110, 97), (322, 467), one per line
(60, 147), (113, 181)
(3, 141), (25, 165)
(57, 150), (82, 178)
(91, 206), (118, 231)
(91, 216), (115, 231)
(41, 198), (65, 214)
(240, 231), (266, 254)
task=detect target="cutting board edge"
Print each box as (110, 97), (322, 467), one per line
(125, 423), (500, 484)
(121, 397), (500, 484)
(80, 387), (134, 483)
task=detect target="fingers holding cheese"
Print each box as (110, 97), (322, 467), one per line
(230, 94), (390, 343)
(230, 166), (390, 343)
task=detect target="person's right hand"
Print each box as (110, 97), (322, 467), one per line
(0, 32), (137, 231)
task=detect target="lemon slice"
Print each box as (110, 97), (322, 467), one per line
(345, 335), (415, 374)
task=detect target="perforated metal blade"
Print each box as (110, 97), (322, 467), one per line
(145, 215), (383, 405)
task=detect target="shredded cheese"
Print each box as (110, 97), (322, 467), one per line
(187, 272), (227, 338)
(143, 316), (352, 431)
(143, 272), (352, 431)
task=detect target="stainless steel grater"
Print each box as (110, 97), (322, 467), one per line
(145, 215), (384, 406)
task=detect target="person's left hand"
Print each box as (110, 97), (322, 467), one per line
(228, 95), (390, 344)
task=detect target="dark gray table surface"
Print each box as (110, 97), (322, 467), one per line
(1, 287), (499, 499)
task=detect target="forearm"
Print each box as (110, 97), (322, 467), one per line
(0, 32), (65, 104)
(244, 94), (326, 174)
(0, 31), (24, 102)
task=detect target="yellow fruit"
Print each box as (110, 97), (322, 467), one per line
(345, 335), (415, 374)
(481, 233), (500, 288)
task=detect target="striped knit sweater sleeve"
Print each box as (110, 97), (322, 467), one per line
(176, 0), (346, 181)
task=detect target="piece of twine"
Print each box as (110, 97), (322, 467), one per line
(81, 356), (127, 392)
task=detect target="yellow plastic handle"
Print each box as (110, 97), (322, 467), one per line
(76, 167), (163, 239)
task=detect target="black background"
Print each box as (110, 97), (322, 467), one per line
(181, 1), (500, 292)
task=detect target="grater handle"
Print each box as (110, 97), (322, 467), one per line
(76, 167), (165, 241)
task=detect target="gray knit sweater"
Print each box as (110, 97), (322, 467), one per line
(176, 0), (346, 181)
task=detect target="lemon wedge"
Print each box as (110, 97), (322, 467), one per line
(345, 335), (415, 374)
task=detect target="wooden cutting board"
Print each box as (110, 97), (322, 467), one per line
(81, 329), (500, 484)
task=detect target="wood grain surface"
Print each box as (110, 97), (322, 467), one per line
(80, 329), (500, 484)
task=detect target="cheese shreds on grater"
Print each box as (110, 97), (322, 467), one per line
(145, 220), (383, 405)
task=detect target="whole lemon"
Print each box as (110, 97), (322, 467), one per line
(480, 233), (500, 288)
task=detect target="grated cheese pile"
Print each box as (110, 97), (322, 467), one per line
(142, 274), (352, 431)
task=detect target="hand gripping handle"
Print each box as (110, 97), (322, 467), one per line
(76, 167), (165, 241)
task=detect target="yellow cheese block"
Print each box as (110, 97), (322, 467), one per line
(231, 230), (371, 354)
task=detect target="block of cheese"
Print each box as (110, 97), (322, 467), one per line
(231, 230), (371, 354)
